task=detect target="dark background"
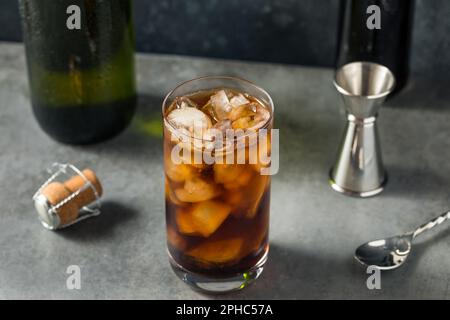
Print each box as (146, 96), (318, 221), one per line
(0, 0), (449, 78)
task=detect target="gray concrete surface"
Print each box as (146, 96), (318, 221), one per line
(0, 42), (449, 299)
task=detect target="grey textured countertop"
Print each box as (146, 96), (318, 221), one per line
(1, 42), (449, 299)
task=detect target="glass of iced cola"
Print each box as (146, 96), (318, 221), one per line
(162, 76), (274, 293)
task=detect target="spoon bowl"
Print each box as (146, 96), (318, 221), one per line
(355, 234), (413, 270)
(355, 210), (450, 271)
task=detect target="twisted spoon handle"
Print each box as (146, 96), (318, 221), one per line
(412, 210), (450, 239)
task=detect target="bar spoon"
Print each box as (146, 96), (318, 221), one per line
(355, 210), (450, 270)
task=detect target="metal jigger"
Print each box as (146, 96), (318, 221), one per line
(329, 62), (395, 198)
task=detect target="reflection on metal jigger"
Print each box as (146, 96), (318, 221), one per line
(329, 62), (396, 198)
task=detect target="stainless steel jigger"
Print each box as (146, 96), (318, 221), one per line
(329, 62), (396, 198)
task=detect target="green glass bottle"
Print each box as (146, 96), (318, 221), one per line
(19, 0), (136, 144)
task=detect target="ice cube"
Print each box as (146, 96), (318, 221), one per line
(244, 175), (269, 218)
(222, 170), (260, 217)
(231, 117), (253, 130)
(174, 177), (221, 203)
(211, 140), (236, 166)
(176, 200), (232, 237)
(165, 182), (184, 206)
(224, 189), (245, 218)
(251, 105), (271, 130)
(167, 106), (212, 134)
(165, 159), (194, 183)
(252, 134), (272, 173)
(214, 164), (244, 185)
(228, 103), (257, 122)
(174, 140), (207, 168)
(231, 104), (270, 130)
(223, 169), (253, 190)
(187, 238), (243, 263)
(226, 174), (268, 219)
(225, 189), (243, 207)
(176, 96), (198, 109)
(220, 168), (256, 218)
(175, 209), (198, 235)
(213, 119), (232, 132)
(200, 100), (218, 122)
(230, 94), (250, 108)
(210, 90), (232, 120)
(210, 120), (234, 149)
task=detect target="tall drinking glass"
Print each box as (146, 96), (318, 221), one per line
(162, 76), (274, 293)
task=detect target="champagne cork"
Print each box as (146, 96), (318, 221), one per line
(40, 182), (79, 226)
(35, 168), (103, 229)
(63, 169), (103, 207)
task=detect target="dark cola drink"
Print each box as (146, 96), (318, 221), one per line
(162, 77), (274, 293)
